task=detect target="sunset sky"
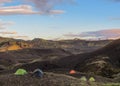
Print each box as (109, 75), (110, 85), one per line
(0, 0), (120, 40)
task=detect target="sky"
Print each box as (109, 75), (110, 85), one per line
(0, 0), (120, 40)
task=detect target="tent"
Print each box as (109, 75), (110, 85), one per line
(14, 69), (28, 75)
(89, 77), (95, 82)
(80, 76), (87, 81)
(33, 68), (44, 78)
(69, 70), (76, 74)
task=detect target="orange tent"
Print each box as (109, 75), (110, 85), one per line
(69, 70), (76, 74)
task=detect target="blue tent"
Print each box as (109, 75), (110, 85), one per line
(33, 68), (44, 78)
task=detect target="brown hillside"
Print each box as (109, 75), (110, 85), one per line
(12, 39), (119, 78)
(74, 39), (120, 77)
(0, 48), (72, 68)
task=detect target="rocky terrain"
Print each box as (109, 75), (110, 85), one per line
(0, 72), (109, 86)
(0, 37), (119, 86)
(74, 39), (120, 78)
(30, 38), (112, 54)
(0, 37), (111, 54)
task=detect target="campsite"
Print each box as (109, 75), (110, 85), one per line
(0, 37), (119, 86)
(0, 0), (120, 86)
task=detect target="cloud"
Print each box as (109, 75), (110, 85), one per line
(0, 0), (12, 4)
(10, 36), (29, 38)
(0, 5), (40, 15)
(1, 5), (64, 15)
(0, 0), (71, 15)
(63, 29), (120, 40)
(0, 31), (17, 34)
(25, 0), (74, 13)
(10, 35), (29, 40)
(0, 20), (29, 40)
(109, 17), (120, 20)
(0, 4), (64, 15)
(25, 0), (61, 12)
(0, 20), (16, 34)
(48, 10), (65, 14)
(0, 20), (14, 29)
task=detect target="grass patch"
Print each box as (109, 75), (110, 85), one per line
(102, 83), (120, 86)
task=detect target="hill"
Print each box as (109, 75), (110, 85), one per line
(36, 39), (120, 78)
(30, 38), (111, 54)
(0, 37), (119, 85)
(74, 39), (120, 77)
(0, 37), (111, 54)
(12, 39), (120, 78)
(0, 48), (72, 71)
(0, 40), (32, 52)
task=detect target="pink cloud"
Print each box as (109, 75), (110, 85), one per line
(0, 5), (39, 15)
(0, 0), (77, 15)
(0, 0), (69, 15)
(63, 29), (120, 40)
(0, 0), (67, 15)
(0, 5), (64, 15)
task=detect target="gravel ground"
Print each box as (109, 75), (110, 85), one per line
(0, 72), (104, 86)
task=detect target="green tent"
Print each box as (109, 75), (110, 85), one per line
(14, 69), (28, 75)
(89, 77), (95, 82)
(80, 76), (87, 81)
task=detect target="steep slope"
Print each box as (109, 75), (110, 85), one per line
(74, 39), (120, 77)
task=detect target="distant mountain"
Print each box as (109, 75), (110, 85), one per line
(0, 37), (112, 54)
(30, 38), (112, 54)
(63, 29), (120, 40)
